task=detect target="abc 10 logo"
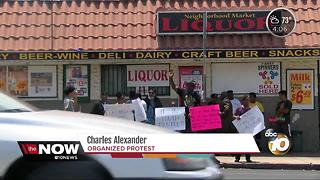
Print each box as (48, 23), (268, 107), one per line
(265, 129), (291, 155)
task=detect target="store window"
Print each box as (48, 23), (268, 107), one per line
(211, 62), (281, 95)
(8, 66), (28, 96)
(0, 65), (57, 97)
(0, 66), (7, 91)
(179, 66), (203, 93)
(64, 65), (90, 102)
(102, 65), (170, 97)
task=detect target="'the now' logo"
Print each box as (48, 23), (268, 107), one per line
(18, 141), (83, 155)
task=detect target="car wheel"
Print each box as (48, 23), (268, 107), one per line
(5, 158), (113, 180)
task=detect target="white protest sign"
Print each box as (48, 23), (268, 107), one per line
(155, 107), (186, 130)
(232, 106), (265, 136)
(104, 104), (134, 121)
(132, 98), (147, 121)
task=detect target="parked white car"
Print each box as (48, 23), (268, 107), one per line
(0, 92), (222, 180)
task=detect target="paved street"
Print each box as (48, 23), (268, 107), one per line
(222, 168), (320, 179)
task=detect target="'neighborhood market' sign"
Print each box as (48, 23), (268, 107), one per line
(157, 11), (270, 35)
(0, 48), (320, 61)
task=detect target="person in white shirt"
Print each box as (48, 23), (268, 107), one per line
(227, 90), (241, 114)
(63, 86), (78, 112)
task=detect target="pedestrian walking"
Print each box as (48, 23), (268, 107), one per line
(227, 90), (241, 114)
(274, 90), (292, 137)
(234, 95), (253, 163)
(144, 88), (163, 125)
(63, 86), (78, 112)
(169, 70), (201, 132)
(90, 92), (108, 116)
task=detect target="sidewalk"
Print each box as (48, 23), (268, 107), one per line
(217, 153), (320, 170)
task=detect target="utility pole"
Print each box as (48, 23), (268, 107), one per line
(202, 11), (208, 101)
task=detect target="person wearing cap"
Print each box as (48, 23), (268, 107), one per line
(169, 70), (201, 132)
(63, 86), (78, 112)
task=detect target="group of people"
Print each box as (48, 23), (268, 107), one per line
(63, 85), (164, 125)
(63, 70), (293, 163)
(168, 71), (292, 162)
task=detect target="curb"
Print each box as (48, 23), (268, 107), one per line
(220, 163), (320, 170)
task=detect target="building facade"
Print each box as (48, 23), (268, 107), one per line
(0, 0), (319, 152)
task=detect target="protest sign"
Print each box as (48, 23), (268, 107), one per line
(104, 104), (134, 120)
(232, 106), (265, 135)
(190, 105), (222, 131)
(132, 98), (147, 121)
(155, 107), (186, 130)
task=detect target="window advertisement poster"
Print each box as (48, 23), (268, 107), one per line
(8, 66), (28, 96)
(28, 66), (57, 97)
(211, 62), (281, 94)
(65, 65), (89, 97)
(0, 66), (6, 91)
(257, 62), (281, 94)
(179, 66), (203, 92)
(287, 69), (314, 110)
(127, 64), (169, 87)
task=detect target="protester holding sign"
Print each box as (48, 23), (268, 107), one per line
(169, 70), (201, 132)
(127, 90), (147, 122)
(234, 95), (253, 163)
(219, 92), (236, 133)
(249, 92), (264, 150)
(144, 88), (163, 125)
(227, 90), (241, 114)
(249, 92), (264, 113)
(137, 93), (147, 112)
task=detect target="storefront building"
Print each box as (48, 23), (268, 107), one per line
(0, 0), (319, 152)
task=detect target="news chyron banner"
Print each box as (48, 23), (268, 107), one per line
(19, 134), (259, 160)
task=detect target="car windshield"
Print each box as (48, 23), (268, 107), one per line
(0, 92), (35, 112)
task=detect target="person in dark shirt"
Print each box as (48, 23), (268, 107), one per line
(169, 70), (201, 132)
(234, 95), (252, 163)
(219, 92), (236, 133)
(90, 92), (108, 116)
(275, 90), (292, 137)
(144, 88), (163, 125)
